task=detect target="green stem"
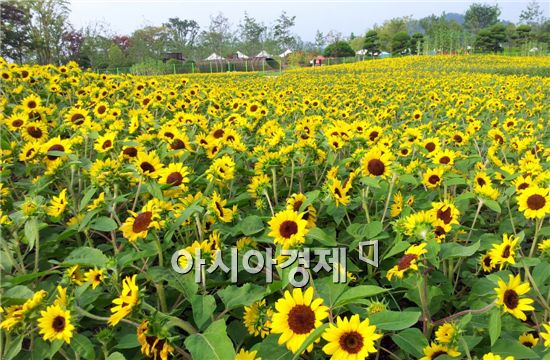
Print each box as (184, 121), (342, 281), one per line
(529, 218), (542, 257)
(271, 167), (278, 206)
(381, 174), (396, 223)
(154, 235), (168, 313)
(467, 199), (483, 242)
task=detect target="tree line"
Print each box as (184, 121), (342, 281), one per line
(1, 0), (548, 70)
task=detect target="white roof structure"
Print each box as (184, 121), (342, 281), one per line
(256, 50), (272, 58)
(205, 53), (225, 61)
(355, 49), (368, 55)
(279, 49), (292, 57)
(236, 51), (249, 59)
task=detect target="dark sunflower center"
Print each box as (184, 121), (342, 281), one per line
(28, 100), (37, 108)
(27, 126), (43, 138)
(12, 119), (24, 127)
(25, 148), (36, 157)
(434, 226), (445, 237)
(339, 331), (364, 354)
(454, 135), (463, 143)
(428, 175), (440, 184)
(132, 211), (153, 233)
(287, 305), (315, 334)
(398, 253), (418, 270)
(140, 162), (155, 174)
(517, 183), (529, 191)
(437, 207), (452, 224)
(367, 159), (385, 176)
(164, 132), (174, 139)
(97, 105), (106, 114)
(526, 194), (545, 210)
(334, 186), (342, 198)
(215, 201), (225, 217)
(476, 177), (486, 186)
(279, 220), (298, 238)
(293, 201), (303, 212)
(483, 255), (492, 267)
(71, 113), (85, 125)
(167, 172), (183, 186)
(502, 245), (511, 259)
(503, 289), (519, 309)
(250, 105), (258, 112)
(523, 341), (533, 347)
(439, 156), (451, 164)
(431, 350), (448, 359)
(369, 131), (379, 141)
(47, 144), (65, 160)
(123, 147), (138, 157)
(52, 315), (66, 332)
(102, 140), (112, 149)
(171, 139), (185, 150)
(213, 129), (224, 138)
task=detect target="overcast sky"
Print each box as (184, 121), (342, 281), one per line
(68, 0), (548, 41)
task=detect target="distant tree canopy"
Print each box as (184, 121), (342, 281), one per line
(324, 41), (355, 57)
(1, 0), (549, 67)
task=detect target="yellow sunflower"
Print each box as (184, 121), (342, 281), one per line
(22, 121), (48, 143)
(420, 342), (460, 360)
(519, 332), (539, 348)
(489, 233), (519, 270)
(517, 186), (549, 219)
(322, 314), (381, 359)
(38, 305), (75, 344)
(540, 322), (550, 347)
(361, 147), (393, 178)
(270, 287), (329, 354)
(482, 353), (514, 360)
(120, 208), (162, 243)
(46, 189), (68, 218)
(268, 209), (309, 249)
(235, 349), (261, 360)
(137, 320), (174, 360)
(209, 191), (237, 223)
(243, 299), (273, 338)
(386, 242), (427, 280)
(109, 275), (139, 326)
(423, 167), (445, 188)
(85, 268), (105, 289)
(434, 323), (457, 344)
(134, 151), (163, 178)
(94, 131), (117, 153)
(495, 274), (534, 321)
(286, 193), (317, 229)
(431, 201), (460, 227)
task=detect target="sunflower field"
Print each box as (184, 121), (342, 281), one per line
(0, 55), (549, 360)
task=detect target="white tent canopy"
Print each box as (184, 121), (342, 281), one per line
(256, 50), (272, 58)
(236, 51), (249, 59)
(279, 49), (292, 57)
(355, 49), (368, 55)
(205, 53), (225, 61)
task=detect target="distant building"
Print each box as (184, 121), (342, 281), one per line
(205, 53), (225, 61)
(162, 52), (186, 63)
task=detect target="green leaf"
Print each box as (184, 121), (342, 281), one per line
(347, 221), (383, 240)
(218, 283), (265, 310)
(90, 216), (118, 232)
(300, 190), (320, 211)
(192, 294), (216, 330)
(334, 285), (387, 307)
(24, 217), (39, 250)
(369, 311), (421, 331)
(79, 187), (97, 211)
(254, 334), (293, 360)
(114, 334), (139, 349)
(239, 215), (264, 236)
(64, 247), (108, 268)
(184, 319), (236, 360)
(489, 308), (501, 346)
(146, 181), (164, 200)
(440, 240), (480, 259)
(484, 199), (501, 213)
(307, 227), (336, 246)
(315, 277), (347, 308)
(383, 240), (410, 260)
(392, 328), (427, 358)
(70, 333), (96, 360)
(2, 335), (22, 360)
(492, 339), (538, 359)
(291, 323), (329, 360)
(399, 174), (418, 186)
(106, 352), (126, 360)
(2, 285), (33, 305)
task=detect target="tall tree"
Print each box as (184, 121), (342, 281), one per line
(475, 23), (506, 52)
(323, 41), (354, 57)
(410, 32), (424, 54)
(519, 1), (546, 27)
(238, 12), (266, 55)
(272, 11), (296, 50)
(0, 0), (34, 63)
(363, 30), (380, 54)
(163, 18), (200, 52)
(29, 0), (71, 65)
(391, 31), (411, 55)
(314, 30), (325, 51)
(199, 12), (234, 57)
(464, 3), (500, 33)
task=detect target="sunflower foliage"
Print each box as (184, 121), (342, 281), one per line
(0, 55), (549, 360)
